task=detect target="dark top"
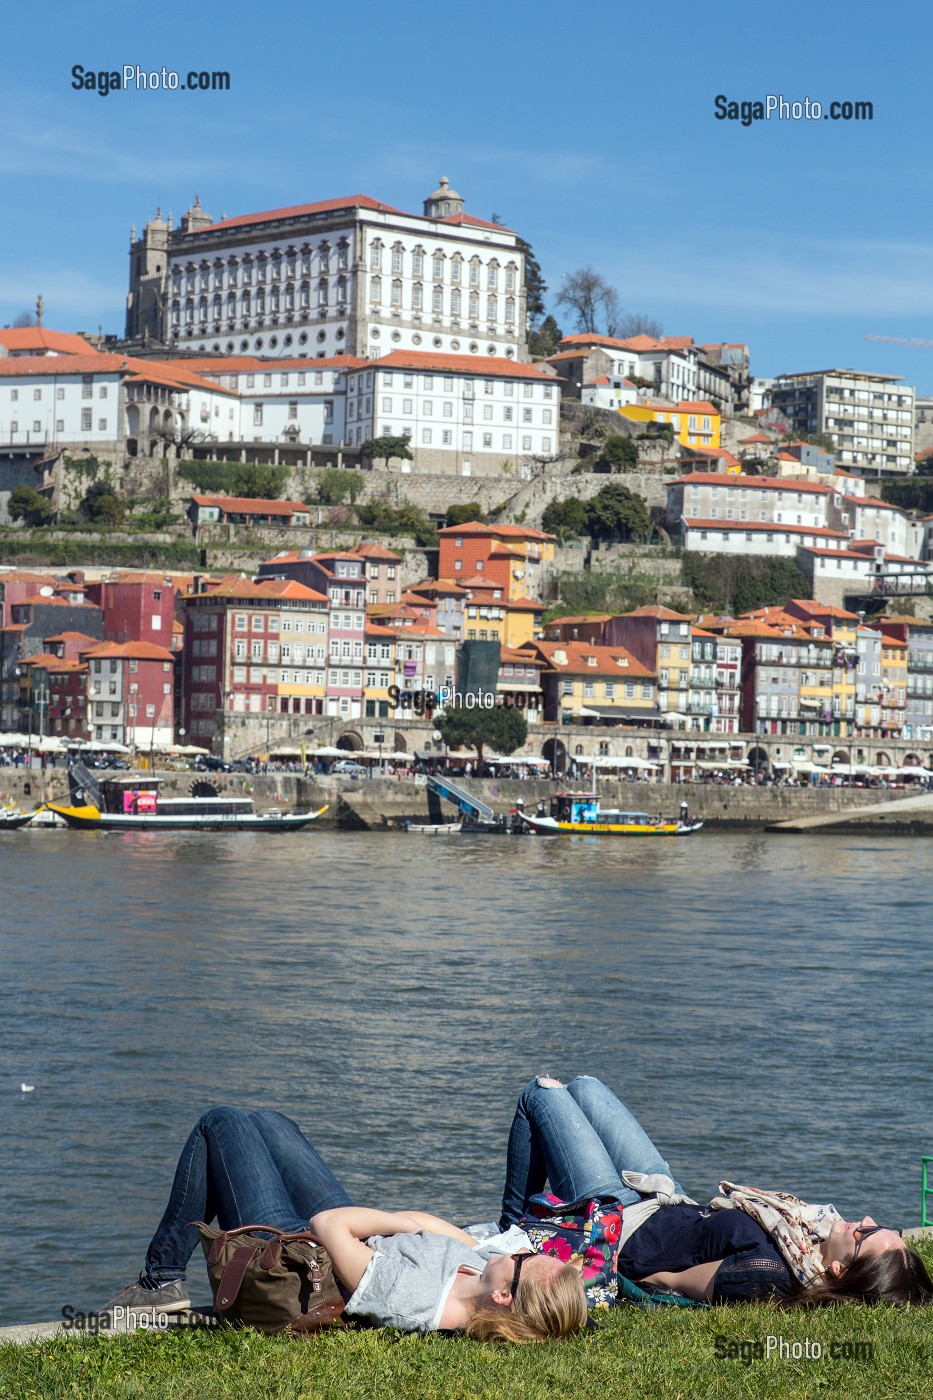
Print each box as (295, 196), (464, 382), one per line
(618, 1203), (796, 1302)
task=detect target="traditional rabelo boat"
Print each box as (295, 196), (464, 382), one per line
(517, 792), (703, 837)
(46, 764), (326, 833)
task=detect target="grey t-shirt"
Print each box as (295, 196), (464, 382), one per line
(344, 1227), (530, 1333)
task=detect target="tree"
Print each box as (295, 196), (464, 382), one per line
(10, 310), (37, 328)
(585, 482), (651, 542)
(541, 496), (589, 540)
(317, 467), (363, 506)
(359, 435), (414, 469)
(445, 502), (483, 527)
(516, 238), (547, 327)
(554, 267), (619, 335)
(593, 434), (638, 473)
(436, 703), (528, 770)
(683, 554), (811, 614)
(80, 479), (124, 526)
(527, 313), (564, 360)
(154, 424), (209, 453)
(8, 484), (53, 526)
(613, 311), (664, 339)
(236, 463), (289, 498)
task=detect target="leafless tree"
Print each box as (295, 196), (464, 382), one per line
(613, 311), (665, 339)
(10, 310), (37, 328)
(154, 425), (210, 452)
(554, 267), (620, 335)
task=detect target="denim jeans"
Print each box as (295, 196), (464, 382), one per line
(143, 1106), (353, 1282)
(499, 1076), (685, 1229)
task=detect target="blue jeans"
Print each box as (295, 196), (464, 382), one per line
(499, 1076), (685, 1229)
(143, 1106), (353, 1283)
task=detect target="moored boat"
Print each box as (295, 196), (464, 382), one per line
(517, 792), (703, 837)
(0, 805), (40, 830)
(404, 821), (462, 834)
(46, 765), (326, 833)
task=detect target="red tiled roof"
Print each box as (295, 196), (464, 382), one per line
(353, 541), (402, 560)
(197, 576), (327, 603)
(81, 640), (175, 661)
(436, 522), (554, 540)
(533, 639), (654, 679)
(183, 354), (366, 375)
(674, 472), (830, 495)
(0, 328), (97, 355)
(560, 332), (694, 353)
(361, 350), (556, 381)
(438, 212), (517, 234)
(683, 518), (848, 540)
(624, 604), (694, 620)
(191, 495), (311, 515)
(0, 350), (237, 397)
(189, 195), (409, 235)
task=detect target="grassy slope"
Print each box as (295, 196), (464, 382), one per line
(2, 1301), (931, 1400)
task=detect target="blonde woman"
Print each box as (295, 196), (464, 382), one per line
(102, 1105), (586, 1342)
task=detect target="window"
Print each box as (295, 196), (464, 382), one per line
(253, 405), (263, 426)
(81, 409), (92, 431)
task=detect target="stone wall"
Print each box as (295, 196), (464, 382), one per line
(0, 768), (924, 831)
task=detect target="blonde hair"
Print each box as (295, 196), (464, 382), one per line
(465, 1263), (588, 1344)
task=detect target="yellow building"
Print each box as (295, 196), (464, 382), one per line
(617, 399), (721, 450)
(880, 636), (908, 736)
(532, 641), (658, 724)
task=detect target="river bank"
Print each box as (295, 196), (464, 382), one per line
(3, 768), (932, 831)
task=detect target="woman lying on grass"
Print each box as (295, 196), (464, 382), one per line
(501, 1076), (933, 1307)
(102, 1105), (587, 1343)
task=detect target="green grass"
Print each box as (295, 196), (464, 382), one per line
(2, 1301), (931, 1400)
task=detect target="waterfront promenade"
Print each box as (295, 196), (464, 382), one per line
(4, 768), (932, 832)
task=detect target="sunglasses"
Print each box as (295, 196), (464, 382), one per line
(510, 1252), (530, 1301)
(852, 1224), (899, 1259)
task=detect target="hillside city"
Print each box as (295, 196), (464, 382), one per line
(2, 176), (933, 777)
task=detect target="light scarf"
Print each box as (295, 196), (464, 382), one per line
(709, 1180), (842, 1287)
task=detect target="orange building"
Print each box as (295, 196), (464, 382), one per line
(436, 522), (555, 602)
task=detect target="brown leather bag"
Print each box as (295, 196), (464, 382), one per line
(195, 1222), (346, 1334)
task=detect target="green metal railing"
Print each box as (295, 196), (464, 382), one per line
(922, 1158), (933, 1227)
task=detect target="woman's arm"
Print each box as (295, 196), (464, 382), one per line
(308, 1207), (476, 1292)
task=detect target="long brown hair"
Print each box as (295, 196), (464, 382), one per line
(465, 1263), (588, 1344)
(795, 1247), (933, 1307)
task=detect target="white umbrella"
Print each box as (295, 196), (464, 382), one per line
(312, 745), (350, 757)
(571, 707), (601, 718)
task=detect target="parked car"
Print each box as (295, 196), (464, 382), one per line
(333, 759), (367, 777)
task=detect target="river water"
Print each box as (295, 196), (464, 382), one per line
(1, 828), (930, 1326)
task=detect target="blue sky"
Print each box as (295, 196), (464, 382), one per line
(3, 0), (933, 389)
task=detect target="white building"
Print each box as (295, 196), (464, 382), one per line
(580, 375), (639, 410)
(0, 350), (238, 463)
(126, 180), (527, 364)
(0, 339), (560, 478)
(551, 333), (699, 403)
(681, 519), (849, 558)
(345, 350), (560, 476)
(668, 473), (833, 532)
(186, 355), (360, 447)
